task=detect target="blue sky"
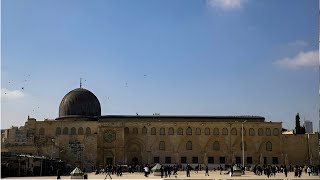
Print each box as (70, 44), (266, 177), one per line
(1, 0), (319, 131)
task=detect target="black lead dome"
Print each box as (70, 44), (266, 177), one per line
(59, 88), (101, 118)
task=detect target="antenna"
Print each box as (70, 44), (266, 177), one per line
(80, 78), (82, 88)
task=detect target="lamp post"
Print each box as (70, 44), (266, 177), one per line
(242, 120), (247, 170)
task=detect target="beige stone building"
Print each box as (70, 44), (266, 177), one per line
(1, 87), (319, 171)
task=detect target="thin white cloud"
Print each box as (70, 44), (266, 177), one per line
(2, 88), (25, 99)
(273, 50), (319, 69)
(207, 0), (248, 11)
(288, 40), (308, 48)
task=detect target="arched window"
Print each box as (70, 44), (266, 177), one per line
(240, 141), (247, 151)
(186, 127), (192, 135)
(160, 128), (165, 135)
(178, 128), (183, 135)
(56, 127), (61, 135)
(169, 127), (174, 135)
(133, 127), (138, 134)
(240, 128), (246, 136)
(196, 128), (201, 135)
(71, 127), (76, 135)
(124, 127), (129, 134)
(151, 127), (156, 135)
(249, 128), (255, 136)
(258, 128), (263, 136)
(213, 141), (220, 151)
(222, 128), (228, 135)
(231, 128), (237, 135)
(266, 128), (271, 136)
(213, 128), (219, 135)
(266, 141), (272, 151)
(86, 127), (91, 134)
(142, 127), (147, 134)
(63, 127), (68, 135)
(205, 128), (210, 135)
(159, 141), (165, 150)
(39, 127), (45, 135)
(186, 141), (192, 150)
(273, 128), (279, 136)
(78, 127), (84, 135)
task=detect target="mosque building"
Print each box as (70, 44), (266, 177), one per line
(1, 87), (319, 171)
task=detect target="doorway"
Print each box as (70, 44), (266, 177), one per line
(106, 158), (113, 165)
(132, 157), (138, 165)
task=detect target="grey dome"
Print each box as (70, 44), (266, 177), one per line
(59, 88), (101, 117)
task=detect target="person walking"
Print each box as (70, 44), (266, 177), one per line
(143, 165), (149, 177)
(307, 166), (311, 176)
(205, 165), (209, 176)
(186, 164), (191, 177)
(56, 168), (61, 179)
(284, 166), (288, 177)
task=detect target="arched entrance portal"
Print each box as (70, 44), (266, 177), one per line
(132, 157), (139, 166)
(125, 141), (143, 165)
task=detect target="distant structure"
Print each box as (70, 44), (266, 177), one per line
(295, 113), (306, 134)
(303, 120), (313, 133)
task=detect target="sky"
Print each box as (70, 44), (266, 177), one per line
(1, 0), (319, 131)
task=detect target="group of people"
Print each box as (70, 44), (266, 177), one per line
(253, 164), (319, 178)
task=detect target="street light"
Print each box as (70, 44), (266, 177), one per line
(242, 120), (247, 171)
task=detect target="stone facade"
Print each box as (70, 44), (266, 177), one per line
(1, 87), (319, 171)
(2, 115), (319, 170)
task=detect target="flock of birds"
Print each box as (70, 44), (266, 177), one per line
(4, 73), (151, 116)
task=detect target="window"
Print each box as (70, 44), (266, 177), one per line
(231, 128), (237, 135)
(39, 128), (45, 135)
(222, 128), (228, 135)
(213, 141), (220, 151)
(213, 128), (219, 135)
(151, 127), (156, 135)
(124, 127), (129, 134)
(247, 157), (253, 164)
(160, 128), (165, 135)
(266, 141), (272, 151)
(249, 128), (255, 136)
(71, 127), (76, 135)
(236, 157), (241, 164)
(273, 128), (279, 136)
(272, 157), (278, 164)
(169, 127), (174, 135)
(154, 157), (159, 163)
(240, 141), (247, 151)
(205, 128), (210, 135)
(78, 127), (83, 135)
(240, 128), (246, 136)
(63, 127), (68, 135)
(192, 157), (198, 163)
(186, 127), (192, 135)
(178, 128), (183, 135)
(266, 128), (271, 136)
(186, 141), (192, 150)
(159, 141), (165, 150)
(219, 157), (225, 164)
(208, 157), (214, 164)
(56, 127), (61, 135)
(142, 126), (147, 134)
(195, 128), (201, 135)
(133, 127), (138, 134)
(86, 127), (91, 134)
(181, 157), (187, 163)
(258, 128), (263, 136)
(165, 157), (171, 163)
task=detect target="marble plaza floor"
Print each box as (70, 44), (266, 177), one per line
(4, 171), (320, 179)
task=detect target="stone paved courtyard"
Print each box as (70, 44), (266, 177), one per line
(4, 170), (320, 179)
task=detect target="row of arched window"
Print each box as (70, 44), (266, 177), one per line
(124, 127), (280, 136)
(53, 127), (92, 135)
(158, 140), (273, 151)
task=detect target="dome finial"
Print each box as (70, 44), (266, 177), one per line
(80, 78), (82, 88)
